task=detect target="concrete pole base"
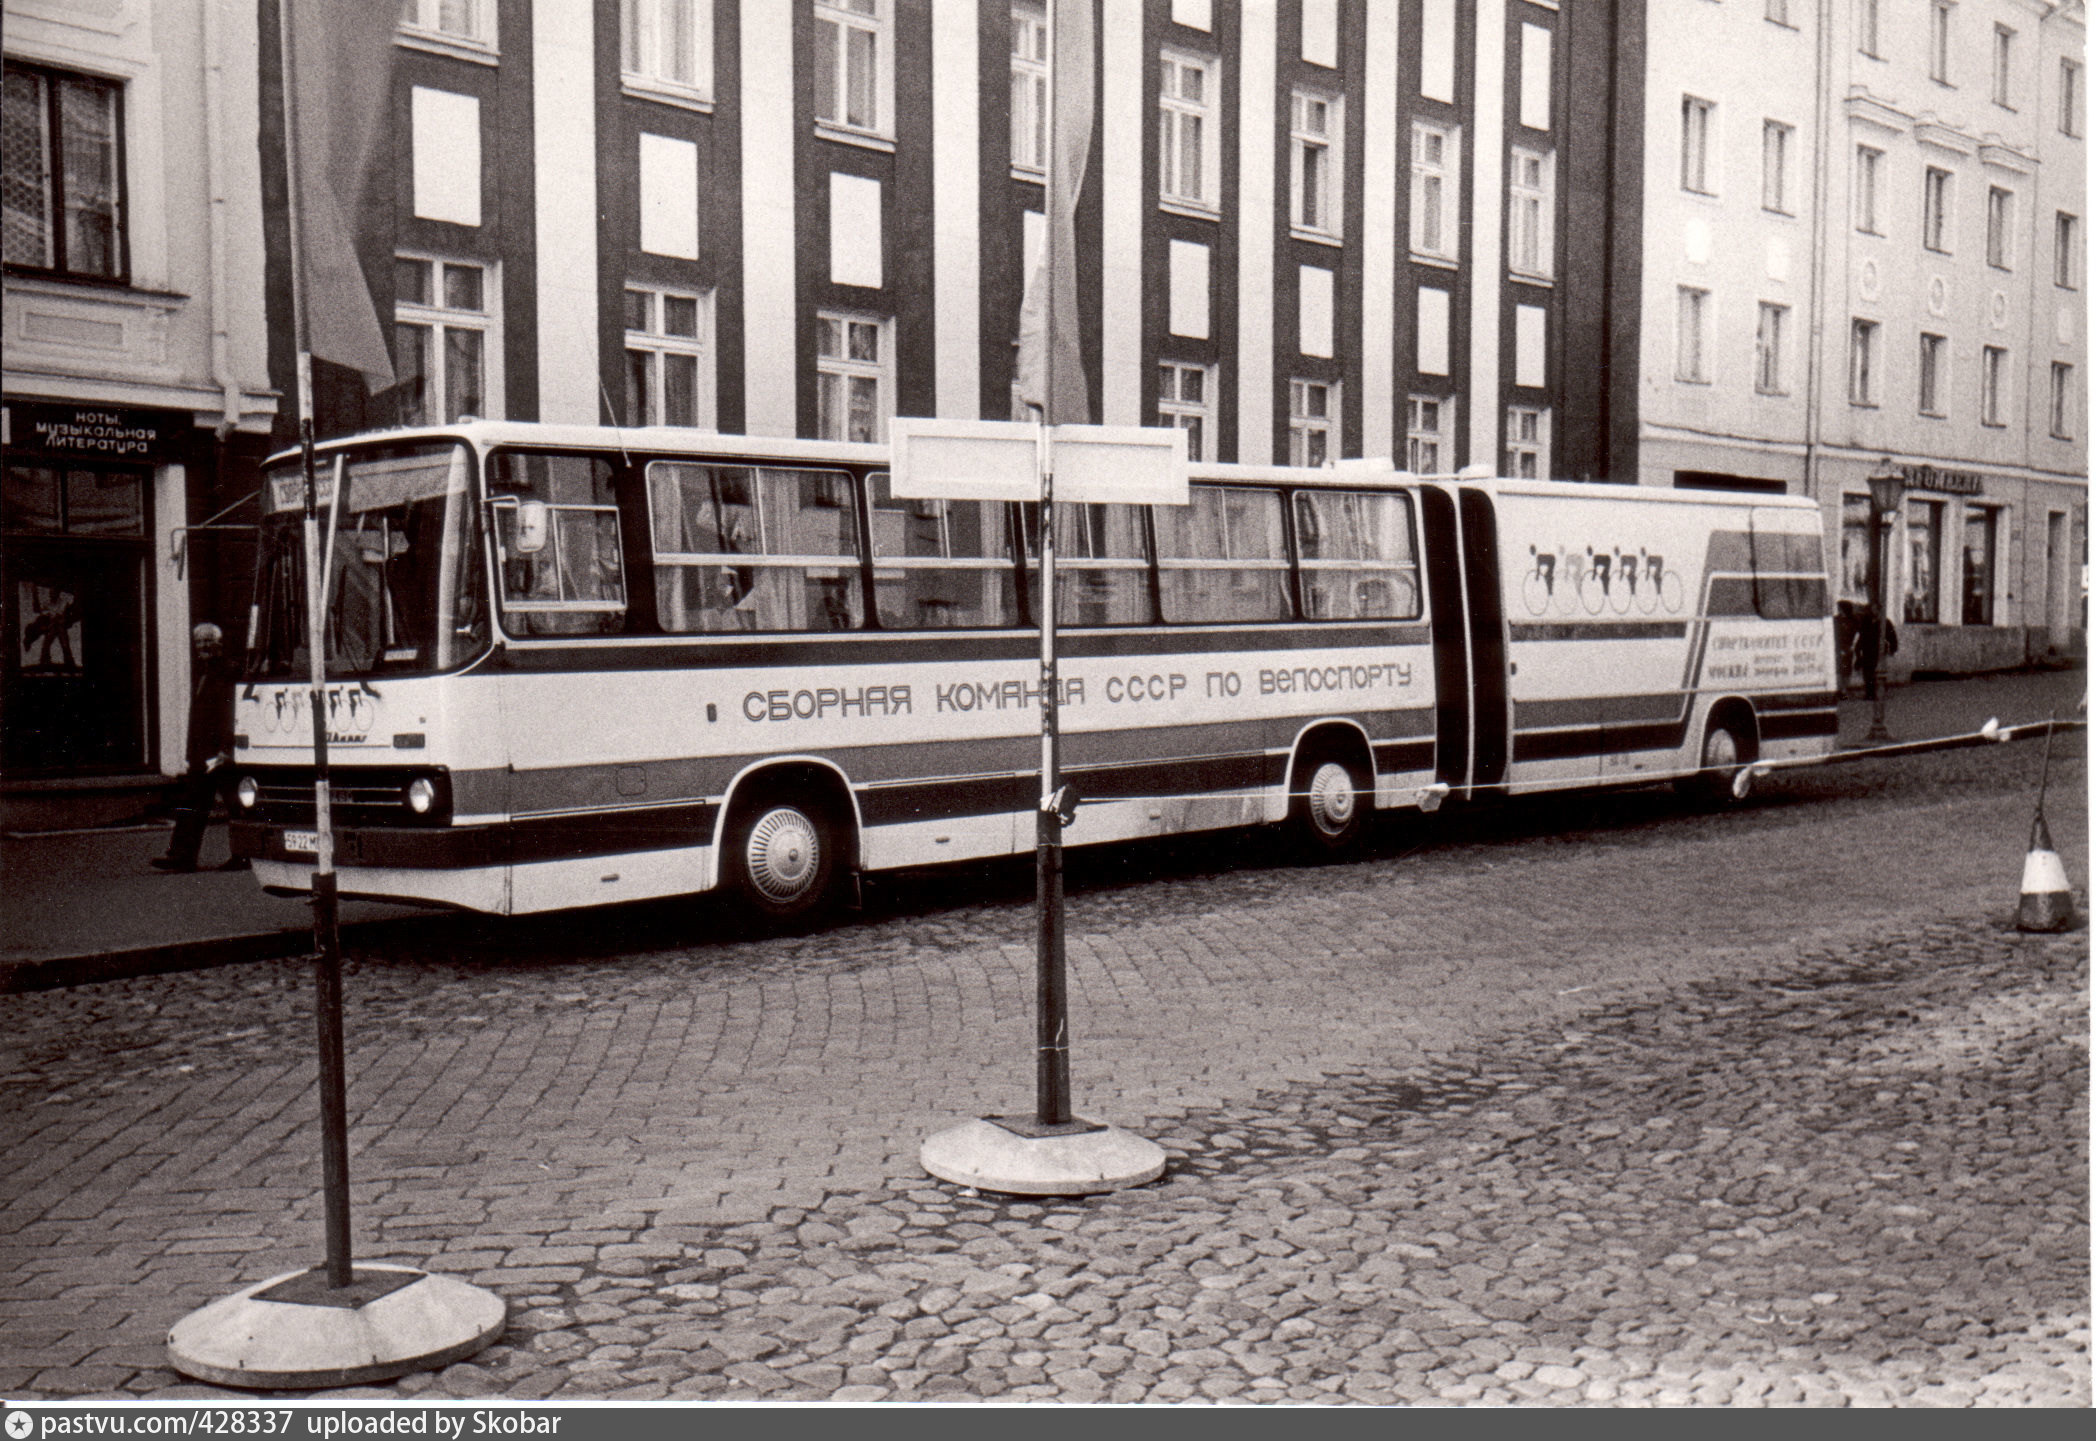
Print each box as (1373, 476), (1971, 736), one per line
(921, 1117), (1168, 1196)
(166, 1264), (505, 1390)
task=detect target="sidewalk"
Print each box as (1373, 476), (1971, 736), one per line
(1, 666), (2082, 994)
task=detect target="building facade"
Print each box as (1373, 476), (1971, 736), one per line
(1640, 0), (2087, 675)
(2, 0), (279, 798)
(272, 0), (1641, 474)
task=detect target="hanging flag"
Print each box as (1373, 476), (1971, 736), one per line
(1014, 0), (1093, 425)
(284, 0), (397, 390)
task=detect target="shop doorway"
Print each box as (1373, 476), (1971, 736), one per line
(1, 464), (152, 775)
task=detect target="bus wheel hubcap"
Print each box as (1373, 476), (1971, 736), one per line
(1308, 762), (1356, 834)
(747, 808), (820, 902)
(1705, 728), (1739, 771)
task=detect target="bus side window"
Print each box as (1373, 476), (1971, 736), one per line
(1751, 527), (1832, 620)
(1021, 503), (1156, 626)
(488, 452), (629, 637)
(868, 472), (1019, 628)
(646, 463), (865, 633)
(1293, 490), (1422, 621)
(1155, 487), (1291, 623)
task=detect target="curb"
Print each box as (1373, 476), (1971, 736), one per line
(0, 917), (429, 996)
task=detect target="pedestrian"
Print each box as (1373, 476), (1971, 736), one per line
(153, 622), (245, 872)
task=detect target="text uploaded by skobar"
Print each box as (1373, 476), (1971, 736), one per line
(0, 1413), (562, 1439)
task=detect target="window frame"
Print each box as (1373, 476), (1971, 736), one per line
(2063, 58), (2084, 138)
(394, 255), (500, 428)
(1986, 185), (2014, 271)
(1, 60), (127, 283)
(622, 0), (713, 100)
(1923, 166), (1953, 254)
(1929, 0), (1954, 86)
(1410, 120), (1461, 261)
(1504, 404), (1549, 480)
(814, 310), (891, 444)
(399, 0), (499, 53)
(1676, 286), (1711, 385)
(1992, 24), (2015, 109)
(623, 286), (715, 429)
(1010, 3), (1048, 174)
(1858, 0), (1881, 59)
(1289, 88), (1343, 239)
(1754, 301), (1788, 396)
(1680, 95), (1716, 196)
(1159, 49), (1222, 212)
(1761, 120), (1793, 215)
(1905, 498), (1943, 625)
(1157, 360), (1215, 463)
(1918, 331), (1947, 417)
(1507, 146), (1554, 280)
(1979, 344), (2008, 427)
(2050, 361), (2076, 440)
(813, 0), (891, 139)
(1848, 317), (1879, 407)
(1405, 394), (1454, 474)
(2056, 211), (2080, 290)
(1960, 505), (1998, 627)
(1288, 379), (1339, 468)
(1854, 144), (1882, 235)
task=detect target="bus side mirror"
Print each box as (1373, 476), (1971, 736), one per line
(513, 500), (549, 555)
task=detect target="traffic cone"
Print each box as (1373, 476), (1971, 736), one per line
(2015, 812), (2077, 933)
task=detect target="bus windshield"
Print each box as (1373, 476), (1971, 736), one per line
(248, 442), (488, 680)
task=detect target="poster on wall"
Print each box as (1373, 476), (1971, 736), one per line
(18, 582), (84, 674)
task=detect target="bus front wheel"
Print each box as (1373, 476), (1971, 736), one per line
(723, 796), (839, 923)
(1290, 753), (1370, 858)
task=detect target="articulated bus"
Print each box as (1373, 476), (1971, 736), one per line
(227, 422), (1837, 921)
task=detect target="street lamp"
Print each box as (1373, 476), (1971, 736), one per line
(1864, 469), (1907, 742)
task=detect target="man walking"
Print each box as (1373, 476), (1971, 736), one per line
(153, 622), (243, 872)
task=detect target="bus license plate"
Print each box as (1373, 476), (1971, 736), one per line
(285, 831), (319, 854)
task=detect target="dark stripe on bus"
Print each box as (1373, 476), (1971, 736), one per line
(1507, 621), (1691, 642)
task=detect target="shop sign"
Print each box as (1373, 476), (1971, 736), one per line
(3, 402), (184, 462)
(1898, 463), (1983, 496)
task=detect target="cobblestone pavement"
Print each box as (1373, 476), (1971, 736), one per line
(0, 738), (2087, 1405)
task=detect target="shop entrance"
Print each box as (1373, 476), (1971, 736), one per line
(1, 463), (152, 774)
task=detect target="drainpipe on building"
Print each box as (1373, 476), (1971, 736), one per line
(1801, 0), (1833, 512)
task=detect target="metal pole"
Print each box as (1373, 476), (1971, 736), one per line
(278, 0), (352, 1290)
(1866, 502), (1892, 742)
(1033, 0), (1072, 1128)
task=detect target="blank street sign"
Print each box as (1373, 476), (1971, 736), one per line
(889, 417), (1189, 506)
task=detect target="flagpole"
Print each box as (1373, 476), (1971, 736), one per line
(277, 0), (352, 1293)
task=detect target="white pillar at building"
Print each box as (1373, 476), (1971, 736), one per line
(533, 0), (600, 425)
(741, 0), (799, 437)
(1235, 1), (1278, 463)
(1467, 0), (1507, 471)
(931, 0), (981, 419)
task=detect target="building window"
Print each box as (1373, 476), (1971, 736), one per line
(1289, 380), (1337, 467)
(1986, 186), (2013, 269)
(1929, 1), (1953, 85)
(1676, 287), (1710, 384)
(2056, 211), (2079, 289)
(1961, 507), (1997, 626)
(624, 287), (712, 429)
(1411, 122), (1460, 260)
(815, 312), (888, 443)
(1406, 395), (1453, 474)
(1905, 499), (1942, 624)
(1505, 405), (1548, 479)
(400, 0), (496, 47)
(1918, 332), (1946, 416)
(1290, 91), (1341, 237)
(1754, 302), (1788, 395)
(814, 0), (885, 135)
(395, 257), (495, 426)
(623, 0), (711, 96)
(1158, 361), (1213, 462)
(1508, 148), (1553, 279)
(1011, 5), (1048, 172)
(1923, 167), (1952, 253)
(1858, 0), (1880, 58)
(1840, 495), (1871, 602)
(2051, 361), (2075, 439)
(1848, 318), (1878, 406)
(1762, 120), (1793, 214)
(1980, 344), (2008, 426)
(1992, 25), (2014, 108)
(1, 62), (124, 280)
(2064, 59), (2084, 137)
(1854, 145), (1882, 234)
(1681, 96), (1715, 195)
(1160, 50), (1220, 209)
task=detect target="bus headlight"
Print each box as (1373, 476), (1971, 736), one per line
(406, 777), (437, 814)
(236, 777), (259, 809)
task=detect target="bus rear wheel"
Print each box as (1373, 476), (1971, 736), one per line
(1290, 753), (1370, 858)
(1681, 718), (1750, 809)
(723, 795), (839, 924)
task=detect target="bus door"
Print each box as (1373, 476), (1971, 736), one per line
(1419, 487), (1471, 792)
(1457, 488), (1511, 795)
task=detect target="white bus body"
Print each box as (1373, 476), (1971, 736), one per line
(229, 424), (1835, 918)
